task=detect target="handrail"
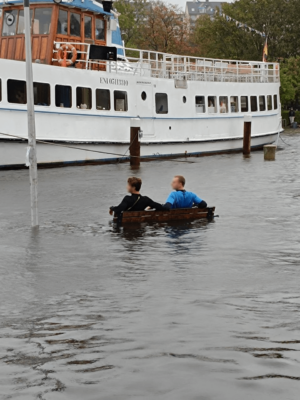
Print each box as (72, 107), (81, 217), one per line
(52, 41), (280, 83)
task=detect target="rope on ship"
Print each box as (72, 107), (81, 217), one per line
(0, 132), (195, 164)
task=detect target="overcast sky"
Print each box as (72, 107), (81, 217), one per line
(167, 0), (234, 12)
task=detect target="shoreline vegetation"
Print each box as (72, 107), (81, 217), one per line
(115, 0), (300, 108)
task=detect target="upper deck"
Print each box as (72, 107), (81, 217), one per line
(0, 0), (279, 84)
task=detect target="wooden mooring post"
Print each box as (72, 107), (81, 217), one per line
(264, 145), (277, 161)
(243, 115), (252, 156)
(130, 118), (141, 167)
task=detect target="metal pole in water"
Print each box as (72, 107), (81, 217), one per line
(130, 118), (141, 167)
(24, 0), (38, 227)
(243, 114), (252, 156)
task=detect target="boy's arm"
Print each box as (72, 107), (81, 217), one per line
(164, 192), (176, 209)
(192, 193), (207, 208)
(110, 196), (131, 214)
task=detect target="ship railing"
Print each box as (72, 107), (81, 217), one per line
(52, 42), (279, 83)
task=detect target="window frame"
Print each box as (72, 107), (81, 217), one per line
(55, 84), (72, 108)
(114, 90), (128, 112)
(207, 96), (217, 114)
(259, 95), (266, 112)
(7, 79), (27, 104)
(33, 81), (51, 106)
(230, 96), (239, 113)
(219, 96), (229, 114)
(96, 88), (111, 110)
(250, 95), (258, 112)
(274, 94), (278, 110)
(267, 95), (273, 111)
(155, 93), (168, 114)
(241, 96), (249, 113)
(195, 96), (206, 114)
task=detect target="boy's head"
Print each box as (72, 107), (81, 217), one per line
(171, 175), (185, 191)
(127, 177), (142, 193)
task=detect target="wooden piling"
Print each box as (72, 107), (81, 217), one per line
(243, 121), (252, 155)
(130, 118), (141, 167)
(264, 145), (276, 161)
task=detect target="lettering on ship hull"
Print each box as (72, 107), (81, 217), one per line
(100, 78), (129, 86)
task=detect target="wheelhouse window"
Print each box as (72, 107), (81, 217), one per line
(259, 96), (266, 111)
(84, 16), (92, 39)
(241, 96), (248, 112)
(55, 85), (72, 108)
(219, 96), (228, 113)
(17, 10), (33, 35)
(250, 96), (258, 112)
(230, 96), (239, 112)
(76, 87), (92, 110)
(32, 8), (52, 35)
(7, 80), (26, 104)
(34, 82), (50, 106)
(2, 10), (18, 36)
(115, 91), (128, 111)
(274, 95), (278, 109)
(155, 93), (168, 114)
(208, 96), (217, 113)
(70, 13), (81, 37)
(95, 18), (105, 41)
(267, 95), (272, 110)
(96, 89), (110, 110)
(57, 10), (68, 35)
(195, 96), (205, 113)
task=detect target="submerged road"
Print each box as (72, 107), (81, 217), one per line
(0, 132), (299, 400)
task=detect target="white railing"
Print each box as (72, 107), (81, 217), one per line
(53, 42), (280, 84)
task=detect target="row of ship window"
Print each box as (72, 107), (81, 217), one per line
(0, 80), (279, 114)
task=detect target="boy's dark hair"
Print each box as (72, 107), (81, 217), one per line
(128, 177), (142, 191)
(175, 175), (186, 187)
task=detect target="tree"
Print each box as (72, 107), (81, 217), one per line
(136, 1), (192, 55)
(114, 0), (147, 48)
(280, 58), (300, 106)
(192, 0), (300, 61)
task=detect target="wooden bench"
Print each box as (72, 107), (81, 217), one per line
(113, 207), (215, 224)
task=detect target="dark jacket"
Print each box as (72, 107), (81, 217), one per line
(111, 194), (168, 214)
(289, 110), (295, 117)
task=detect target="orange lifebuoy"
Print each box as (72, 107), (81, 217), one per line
(57, 44), (77, 67)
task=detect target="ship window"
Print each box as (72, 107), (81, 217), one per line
(96, 89), (110, 110)
(57, 10), (68, 35)
(76, 87), (92, 109)
(55, 85), (72, 108)
(259, 95), (266, 111)
(183, 96), (186, 103)
(195, 96), (205, 113)
(17, 10), (33, 35)
(274, 95), (278, 109)
(70, 13), (81, 37)
(2, 10), (18, 37)
(208, 96), (217, 113)
(32, 8), (52, 35)
(0, 80), (2, 102)
(219, 96), (228, 113)
(267, 95), (272, 110)
(95, 18), (105, 41)
(7, 79), (27, 104)
(250, 96), (258, 112)
(34, 82), (50, 106)
(141, 91), (147, 101)
(155, 93), (168, 114)
(230, 96), (238, 112)
(114, 91), (128, 111)
(84, 16), (92, 39)
(241, 96), (248, 112)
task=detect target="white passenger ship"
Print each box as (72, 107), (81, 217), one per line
(0, 0), (281, 168)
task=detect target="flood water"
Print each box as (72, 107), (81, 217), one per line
(0, 133), (300, 400)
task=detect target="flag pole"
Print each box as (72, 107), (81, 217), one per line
(24, 0), (39, 227)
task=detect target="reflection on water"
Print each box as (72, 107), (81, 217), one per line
(0, 134), (300, 399)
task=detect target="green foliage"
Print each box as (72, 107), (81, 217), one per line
(114, 0), (147, 48)
(280, 58), (300, 106)
(193, 0), (300, 60)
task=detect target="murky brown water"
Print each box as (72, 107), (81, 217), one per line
(0, 133), (300, 400)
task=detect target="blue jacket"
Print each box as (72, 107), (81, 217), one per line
(166, 190), (203, 209)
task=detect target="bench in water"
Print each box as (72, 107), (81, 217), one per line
(114, 207), (215, 224)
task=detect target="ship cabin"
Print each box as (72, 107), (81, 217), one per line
(0, 0), (119, 67)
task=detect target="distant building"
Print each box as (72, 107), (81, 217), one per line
(185, 0), (230, 26)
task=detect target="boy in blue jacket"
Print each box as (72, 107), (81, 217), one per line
(165, 175), (207, 209)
